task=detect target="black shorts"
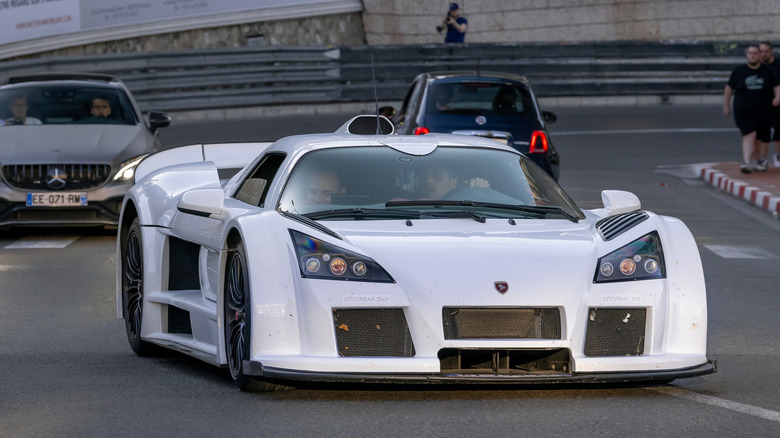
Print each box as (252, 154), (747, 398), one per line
(734, 108), (772, 142)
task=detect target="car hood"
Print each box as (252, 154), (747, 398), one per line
(0, 125), (154, 165)
(331, 219), (600, 304)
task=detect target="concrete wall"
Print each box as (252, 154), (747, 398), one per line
(363, 0), (780, 45)
(12, 12), (366, 59)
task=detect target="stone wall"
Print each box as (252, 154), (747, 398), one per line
(362, 0), (780, 45)
(15, 12), (365, 59)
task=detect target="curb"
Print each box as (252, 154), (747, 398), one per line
(700, 167), (780, 218)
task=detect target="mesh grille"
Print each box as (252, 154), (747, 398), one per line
(596, 211), (649, 241)
(167, 306), (193, 335)
(347, 115), (394, 135)
(333, 308), (415, 357)
(584, 307), (646, 356)
(443, 307), (561, 340)
(168, 237), (200, 291)
(2, 163), (112, 190)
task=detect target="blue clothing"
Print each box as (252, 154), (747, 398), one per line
(445, 17), (467, 43)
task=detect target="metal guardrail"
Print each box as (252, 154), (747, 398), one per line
(0, 42), (748, 113)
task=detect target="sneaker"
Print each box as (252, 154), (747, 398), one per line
(740, 162), (753, 174)
(774, 153), (780, 168)
(755, 158), (768, 172)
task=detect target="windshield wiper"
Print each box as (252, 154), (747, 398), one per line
(303, 207), (422, 220)
(385, 200), (580, 223)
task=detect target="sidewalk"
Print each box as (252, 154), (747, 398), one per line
(699, 161), (780, 219)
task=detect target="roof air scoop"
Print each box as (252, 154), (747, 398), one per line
(335, 115), (394, 135)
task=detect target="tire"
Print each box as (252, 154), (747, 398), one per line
(121, 218), (156, 356)
(224, 241), (291, 392)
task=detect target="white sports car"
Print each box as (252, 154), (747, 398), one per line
(116, 115), (715, 391)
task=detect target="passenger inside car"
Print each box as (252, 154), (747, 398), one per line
(1, 93), (43, 125)
(492, 86), (518, 113)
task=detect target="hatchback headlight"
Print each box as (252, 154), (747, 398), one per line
(113, 155), (148, 182)
(290, 230), (394, 283)
(594, 232), (665, 283)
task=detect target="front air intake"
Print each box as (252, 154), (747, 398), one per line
(334, 115), (394, 135)
(584, 307), (646, 356)
(596, 211), (649, 241)
(333, 308), (415, 357)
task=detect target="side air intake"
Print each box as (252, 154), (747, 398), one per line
(334, 115), (394, 135)
(596, 210), (648, 241)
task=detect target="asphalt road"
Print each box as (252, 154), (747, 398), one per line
(2, 105), (780, 437)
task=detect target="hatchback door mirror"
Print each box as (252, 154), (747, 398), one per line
(542, 110), (557, 124)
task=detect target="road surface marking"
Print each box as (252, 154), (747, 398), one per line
(4, 236), (79, 249)
(704, 245), (779, 259)
(554, 128), (736, 136)
(650, 386), (780, 423)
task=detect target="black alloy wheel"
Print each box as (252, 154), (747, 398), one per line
(224, 241), (290, 392)
(122, 218), (155, 355)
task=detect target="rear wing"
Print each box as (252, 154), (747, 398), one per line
(134, 142), (272, 183)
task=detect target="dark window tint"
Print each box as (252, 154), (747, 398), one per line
(235, 153), (286, 207)
(426, 82), (535, 116)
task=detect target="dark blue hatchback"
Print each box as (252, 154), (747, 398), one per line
(391, 71), (560, 180)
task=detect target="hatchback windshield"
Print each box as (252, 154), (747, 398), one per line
(278, 146), (583, 221)
(426, 82), (536, 116)
(0, 84), (138, 126)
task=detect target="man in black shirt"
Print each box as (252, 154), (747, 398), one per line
(723, 45), (780, 173)
(760, 41), (780, 168)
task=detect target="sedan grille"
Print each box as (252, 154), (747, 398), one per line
(2, 163), (112, 190)
(443, 307), (561, 340)
(332, 308), (415, 357)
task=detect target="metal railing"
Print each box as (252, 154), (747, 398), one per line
(1, 41), (747, 113)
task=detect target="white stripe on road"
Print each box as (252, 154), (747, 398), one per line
(704, 245), (779, 259)
(553, 128), (736, 136)
(4, 236), (79, 249)
(650, 386), (780, 423)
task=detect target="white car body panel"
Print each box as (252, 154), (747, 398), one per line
(116, 119), (714, 388)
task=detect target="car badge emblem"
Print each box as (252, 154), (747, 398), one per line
(494, 281), (509, 294)
(475, 115), (487, 125)
(47, 166), (67, 190)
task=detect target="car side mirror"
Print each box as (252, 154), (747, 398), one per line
(542, 111), (557, 124)
(148, 111), (171, 132)
(177, 188), (224, 216)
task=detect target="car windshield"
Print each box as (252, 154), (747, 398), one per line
(0, 84), (138, 126)
(278, 146), (584, 221)
(426, 82), (535, 116)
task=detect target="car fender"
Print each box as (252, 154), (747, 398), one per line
(656, 214), (708, 354)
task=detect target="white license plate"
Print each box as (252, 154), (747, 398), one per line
(26, 192), (88, 207)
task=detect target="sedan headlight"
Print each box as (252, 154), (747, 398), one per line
(290, 230), (394, 283)
(594, 232), (665, 283)
(113, 155), (148, 182)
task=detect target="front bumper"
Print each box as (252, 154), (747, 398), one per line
(245, 359), (717, 386)
(0, 181), (129, 228)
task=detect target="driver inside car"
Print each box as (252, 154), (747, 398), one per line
(420, 163), (489, 199)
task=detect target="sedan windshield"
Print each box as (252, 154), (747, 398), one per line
(0, 84), (138, 126)
(278, 146), (583, 221)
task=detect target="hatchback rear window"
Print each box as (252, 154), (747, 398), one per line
(426, 82), (535, 116)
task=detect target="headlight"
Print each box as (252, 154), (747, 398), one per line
(594, 232), (665, 283)
(113, 155), (148, 182)
(290, 230), (394, 283)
